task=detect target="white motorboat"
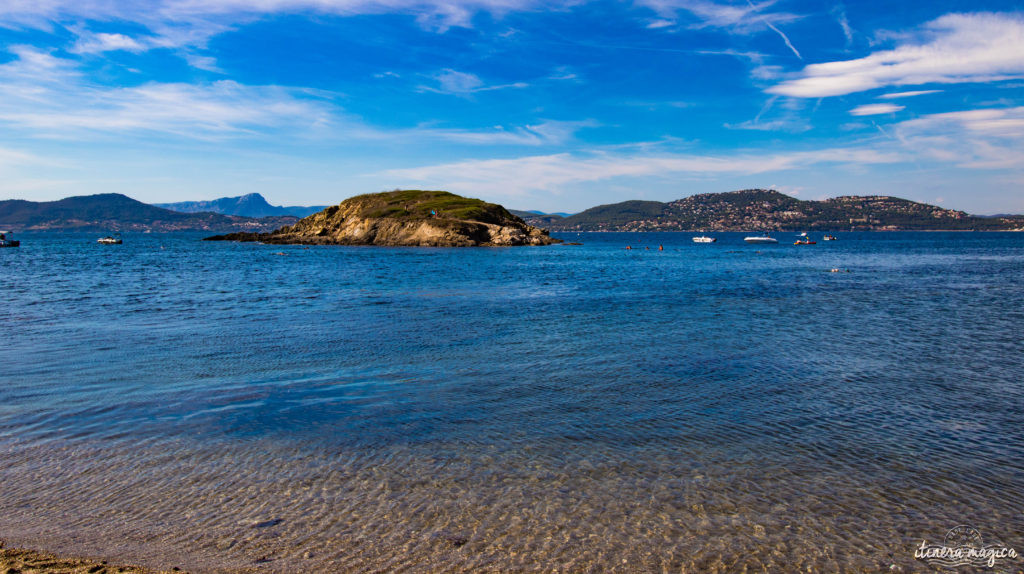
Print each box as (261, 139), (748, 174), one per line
(744, 235), (778, 244)
(692, 236), (716, 243)
(97, 236), (123, 245)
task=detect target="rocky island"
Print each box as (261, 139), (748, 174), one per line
(204, 190), (559, 247)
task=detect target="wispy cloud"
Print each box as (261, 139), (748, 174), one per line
(725, 118), (810, 131)
(397, 120), (595, 146)
(71, 31), (149, 54)
(894, 107), (1024, 169)
(744, 0), (800, 59)
(832, 4), (854, 48)
(0, 0), (549, 36)
(762, 18), (801, 59)
(419, 69), (528, 95)
(879, 90), (942, 99)
(849, 103), (904, 116)
(381, 146), (901, 196)
(636, 0), (799, 31)
(0, 46), (585, 147)
(646, 19), (675, 29)
(635, 0), (802, 57)
(769, 12), (1024, 98)
(0, 46), (334, 139)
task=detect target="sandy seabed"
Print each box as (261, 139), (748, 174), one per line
(0, 541), (167, 574)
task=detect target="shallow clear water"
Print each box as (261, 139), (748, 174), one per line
(2, 231), (1022, 572)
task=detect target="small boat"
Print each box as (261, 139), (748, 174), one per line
(97, 236), (123, 245)
(823, 234), (837, 241)
(0, 231), (19, 248)
(744, 235), (778, 244)
(794, 239), (817, 245)
(692, 236), (716, 243)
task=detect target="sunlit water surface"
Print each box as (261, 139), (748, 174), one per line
(2, 231), (1022, 572)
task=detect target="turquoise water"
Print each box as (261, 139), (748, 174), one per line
(2, 231), (1022, 572)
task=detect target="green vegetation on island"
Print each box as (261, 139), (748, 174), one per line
(205, 190), (559, 246)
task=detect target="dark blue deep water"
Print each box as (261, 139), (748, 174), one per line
(2, 231), (1022, 572)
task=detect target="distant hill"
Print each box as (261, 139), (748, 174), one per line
(156, 193), (326, 218)
(509, 209), (569, 228)
(545, 190), (1024, 232)
(0, 193), (296, 232)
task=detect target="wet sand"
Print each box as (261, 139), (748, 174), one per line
(0, 540), (168, 574)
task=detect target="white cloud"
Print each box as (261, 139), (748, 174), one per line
(900, 107), (1024, 139)
(724, 118), (810, 131)
(635, 0), (797, 31)
(0, 0), (548, 37)
(432, 69), (483, 93)
(769, 12), (1024, 98)
(0, 82), (330, 137)
(894, 107), (1024, 169)
(849, 103), (904, 116)
(184, 53), (223, 73)
(878, 90), (941, 99)
(420, 68), (528, 95)
(71, 32), (148, 54)
(646, 19), (675, 29)
(381, 146), (901, 196)
(0, 46), (585, 147)
(389, 120), (594, 146)
(833, 4), (853, 47)
(0, 46), (333, 139)
(0, 145), (45, 168)
(635, 0), (802, 57)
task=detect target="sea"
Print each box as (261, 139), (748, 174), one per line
(1, 231), (1022, 572)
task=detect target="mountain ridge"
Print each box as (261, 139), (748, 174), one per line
(518, 190), (1024, 231)
(4, 189), (1022, 234)
(0, 193), (296, 232)
(156, 193), (326, 218)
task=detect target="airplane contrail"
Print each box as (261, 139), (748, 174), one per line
(746, 0), (802, 60)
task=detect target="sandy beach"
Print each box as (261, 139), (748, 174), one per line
(0, 541), (169, 574)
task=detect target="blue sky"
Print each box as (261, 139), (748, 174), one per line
(0, 1), (1022, 214)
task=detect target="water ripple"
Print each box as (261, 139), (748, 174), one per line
(1, 231), (1022, 572)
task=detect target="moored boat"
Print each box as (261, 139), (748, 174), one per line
(823, 234), (837, 241)
(97, 236), (123, 245)
(744, 235), (778, 244)
(692, 236), (716, 243)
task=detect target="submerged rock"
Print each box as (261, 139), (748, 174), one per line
(205, 190), (559, 247)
